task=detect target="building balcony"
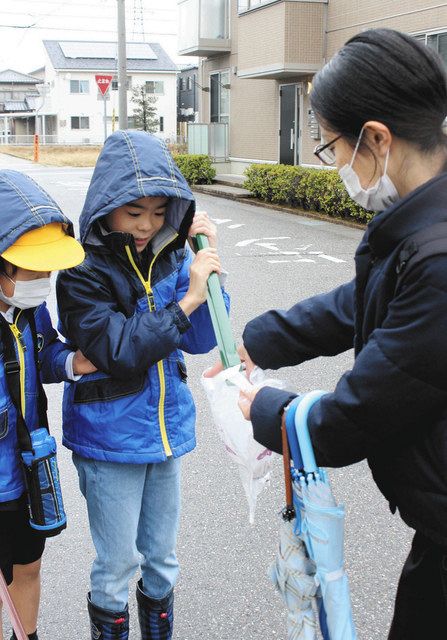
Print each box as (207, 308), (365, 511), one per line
(237, 0), (326, 79)
(178, 0), (231, 56)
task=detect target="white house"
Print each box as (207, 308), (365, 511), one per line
(35, 40), (178, 145)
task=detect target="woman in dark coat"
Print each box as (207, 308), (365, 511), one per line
(238, 28), (447, 639)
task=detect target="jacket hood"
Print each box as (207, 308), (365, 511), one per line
(79, 130), (195, 248)
(0, 169), (74, 253)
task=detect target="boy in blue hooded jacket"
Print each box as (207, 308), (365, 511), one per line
(0, 170), (94, 640)
(56, 130), (229, 640)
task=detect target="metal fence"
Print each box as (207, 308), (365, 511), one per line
(0, 133), (189, 148)
(187, 123), (228, 161)
(0, 135), (59, 146)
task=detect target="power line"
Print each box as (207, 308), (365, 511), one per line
(5, 1), (177, 13)
(0, 23), (177, 35)
(0, 10), (176, 22)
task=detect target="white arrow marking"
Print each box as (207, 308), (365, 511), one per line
(211, 218), (232, 224)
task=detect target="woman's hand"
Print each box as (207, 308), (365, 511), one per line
(72, 349), (97, 375)
(238, 387), (260, 421)
(202, 344), (257, 379)
(237, 344), (256, 378)
(188, 211), (217, 250)
(179, 248), (221, 316)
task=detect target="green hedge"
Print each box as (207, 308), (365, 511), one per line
(174, 154), (216, 185)
(243, 164), (373, 224)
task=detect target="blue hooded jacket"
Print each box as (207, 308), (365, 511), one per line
(0, 170), (76, 503)
(57, 130), (228, 463)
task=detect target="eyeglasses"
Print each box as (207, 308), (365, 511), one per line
(313, 135), (341, 166)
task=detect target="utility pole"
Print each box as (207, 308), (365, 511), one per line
(117, 0), (128, 129)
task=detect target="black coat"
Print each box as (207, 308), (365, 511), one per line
(244, 172), (447, 546)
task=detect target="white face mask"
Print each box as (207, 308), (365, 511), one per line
(338, 128), (399, 212)
(0, 275), (52, 310)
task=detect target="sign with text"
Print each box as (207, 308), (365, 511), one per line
(95, 74), (113, 96)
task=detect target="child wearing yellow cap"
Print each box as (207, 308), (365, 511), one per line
(0, 170), (95, 640)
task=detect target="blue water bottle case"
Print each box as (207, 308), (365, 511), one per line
(21, 428), (67, 536)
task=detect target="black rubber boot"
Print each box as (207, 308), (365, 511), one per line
(136, 579), (173, 640)
(87, 593), (129, 640)
(11, 632), (38, 640)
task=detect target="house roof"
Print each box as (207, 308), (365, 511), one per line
(3, 100), (30, 112)
(43, 40), (177, 72)
(0, 69), (41, 84)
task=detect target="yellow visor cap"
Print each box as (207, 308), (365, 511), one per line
(1, 222), (85, 271)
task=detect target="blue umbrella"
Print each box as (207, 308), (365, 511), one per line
(285, 390), (357, 640)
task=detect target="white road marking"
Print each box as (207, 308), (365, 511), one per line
(255, 243), (280, 251)
(236, 238), (259, 247)
(210, 218), (232, 224)
(319, 254), (346, 263)
(268, 259), (291, 264)
(295, 259), (316, 263)
(228, 224), (244, 229)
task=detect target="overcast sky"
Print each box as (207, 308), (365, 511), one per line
(0, 0), (197, 74)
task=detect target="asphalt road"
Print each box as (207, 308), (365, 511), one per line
(0, 153), (413, 640)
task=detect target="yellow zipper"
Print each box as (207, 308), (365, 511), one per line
(8, 310), (26, 419)
(125, 238), (178, 457)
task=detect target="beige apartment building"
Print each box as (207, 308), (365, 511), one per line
(178, 0), (447, 172)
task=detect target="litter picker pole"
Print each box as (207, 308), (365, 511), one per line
(194, 233), (240, 369)
(0, 570), (27, 640)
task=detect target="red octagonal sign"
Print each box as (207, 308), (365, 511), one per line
(95, 74), (113, 96)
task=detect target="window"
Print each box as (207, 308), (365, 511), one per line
(159, 116), (164, 132)
(179, 77), (186, 91)
(187, 76), (193, 91)
(71, 116), (90, 129)
(145, 81), (164, 95)
(111, 76), (132, 90)
(70, 80), (89, 94)
(415, 31), (447, 66)
(238, 0), (276, 13)
(210, 71), (229, 123)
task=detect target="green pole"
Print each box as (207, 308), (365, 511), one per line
(194, 234), (241, 369)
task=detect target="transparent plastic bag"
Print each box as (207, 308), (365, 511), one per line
(201, 365), (284, 523)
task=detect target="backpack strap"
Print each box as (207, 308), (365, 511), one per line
(395, 222), (447, 287)
(0, 308), (49, 453)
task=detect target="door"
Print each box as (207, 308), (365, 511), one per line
(279, 84), (300, 165)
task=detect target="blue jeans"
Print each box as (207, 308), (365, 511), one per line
(73, 453), (181, 612)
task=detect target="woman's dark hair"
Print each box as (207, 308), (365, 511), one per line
(311, 28), (447, 152)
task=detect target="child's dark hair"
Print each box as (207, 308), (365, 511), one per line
(0, 257), (17, 277)
(310, 28), (447, 152)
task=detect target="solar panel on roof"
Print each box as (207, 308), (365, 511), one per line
(59, 41), (157, 60)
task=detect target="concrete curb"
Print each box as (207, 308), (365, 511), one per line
(191, 185), (367, 231)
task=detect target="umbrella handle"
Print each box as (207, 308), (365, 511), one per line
(281, 414), (295, 520)
(294, 390), (328, 474)
(0, 569), (28, 640)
